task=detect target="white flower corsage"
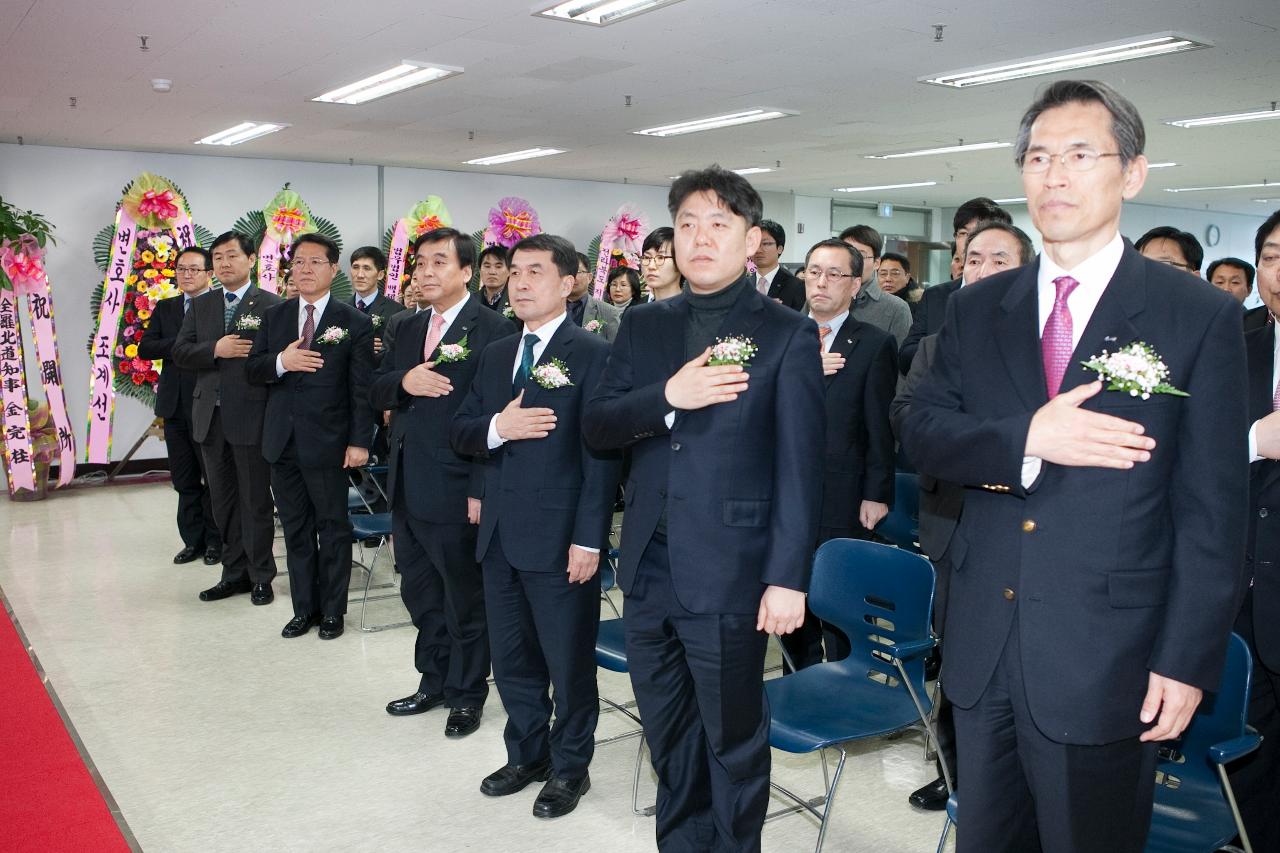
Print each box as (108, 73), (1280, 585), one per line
(434, 336), (470, 364)
(502, 304), (516, 320)
(315, 327), (349, 346)
(1081, 342), (1188, 400)
(584, 319), (604, 334)
(532, 358), (573, 389)
(371, 314), (384, 328)
(708, 336), (758, 367)
(234, 314), (261, 331)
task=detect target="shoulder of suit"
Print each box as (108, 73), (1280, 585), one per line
(1136, 253), (1237, 314)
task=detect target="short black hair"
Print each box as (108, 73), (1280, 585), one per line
(478, 245), (509, 267)
(575, 252), (591, 273)
(880, 252), (911, 274)
(953, 198), (1011, 234)
(414, 227), (475, 273)
(642, 227), (674, 255)
(292, 233), (339, 263)
(758, 219), (786, 249)
(1206, 257), (1256, 287)
(668, 165), (763, 227)
(1135, 225), (1204, 272)
(1256, 209), (1280, 264)
(838, 224), (883, 259)
(350, 245), (386, 271)
(177, 246), (212, 270)
(510, 233), (578, 279)
(804, 238), (864, 278)
(965, 220), (1036, 266)
(1015, 79), (1145, 170)
(211, 230), (256, 257)
(606, 267), (643, 304)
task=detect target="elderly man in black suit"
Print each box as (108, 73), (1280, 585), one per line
(139, 245), (221, 566)
(901, 80), (1248, 853)
(370, 228), (515, 737)
(246, 233), (375, 641)
(452, 234), (620, 818)
(584, 167), (824, 851)
(173, 231), (280, 605)
(752, 220), (806, 311)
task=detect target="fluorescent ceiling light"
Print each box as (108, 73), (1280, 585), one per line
(1165, 106), (1280, 128)
(535, 0), (685, 26)
(921, 32), (1210, 88)
(633, 109), (792, 138)
(195, 122), (288, 146)
(1164, 182), (1272, 193)
(463, 148), (567, 166)
(1254, 197), (1280, 204)
(732, 167), (775, 175)
(833, 181), (938, 193)
(312, 61), (462, 105)
(993, 197), (1027, 204)
(1147, 162), (1179, 169)
(865, 141), (1011, 160)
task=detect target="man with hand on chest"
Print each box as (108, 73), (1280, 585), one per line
(349, 245), (405, 365)
(370, 228), (515, 736)
(246, 233), (375, 641)
(452, 233), (621, 819)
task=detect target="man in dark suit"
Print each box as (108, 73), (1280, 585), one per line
(369, 228), (515, 737)
(752, 219), (806, 311)
(901, 81), (1248, 853)
(349, 245), (405, 364)
(453, 233), (621, 819)
(173, 231), (280, 605)
(1229, 210), (1280, 850)
(477, 246), (511, 313)
(568, 252), (622, 342)
(139, 246), (221, 566)
(246, 233), (375, 641)
(780, 238), (896, 671)
(584, 167), (824, 851)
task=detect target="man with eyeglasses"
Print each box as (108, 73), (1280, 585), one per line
(838, 224), (913, 348)
(1135, 225), (1203, 277)
(752, 220), (805, 310)
(567, 252), (621, 342)
(138, 245), (222, 567)
(639, 227), (681, 301)
(902, 80), (1247, 853)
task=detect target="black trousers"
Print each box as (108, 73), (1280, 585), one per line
(625, 534), (770, 853)
(954, 619), (1157, 853)
(164, 412), (219, 550)
(270, 440), (352, 618)
(392, 495), (489, 707)
(201, 409), (275, 585)
(484, 532), (599, 779)
(1229, 588), (1280, 850)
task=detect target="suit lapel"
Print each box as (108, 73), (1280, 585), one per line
(310, 296), (342, 345)
(662, 292), (691, 378)
(523, 320), (576, 406)
(712, 282), (767, 357)
(438, 298), (478, 353)
(1059, 248), (1144, 398)
(1247, 324), (1275, 423)
(994, 261), (1050, 410)
(824, 318), (861, 389)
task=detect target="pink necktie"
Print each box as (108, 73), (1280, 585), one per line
(422, 313), (446, 362)
(757, 272), (769, 295)
(1273, 375), (1280, 413)
(1042, 275), (1080, 399)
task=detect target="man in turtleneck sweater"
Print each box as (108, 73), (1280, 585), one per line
(585, 166), (824, 852)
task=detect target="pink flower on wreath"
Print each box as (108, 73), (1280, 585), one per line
(484, 197), (541, 249)
(1, 235), (48, 296)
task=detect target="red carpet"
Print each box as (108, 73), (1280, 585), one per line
(0, 608), (130, 852)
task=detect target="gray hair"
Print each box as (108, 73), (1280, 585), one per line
(1013, 79), (1145, 169)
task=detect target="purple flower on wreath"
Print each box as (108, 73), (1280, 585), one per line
(484, 197), (541, 249)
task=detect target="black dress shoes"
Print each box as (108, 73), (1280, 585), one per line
(480, 759), (552, 797)
(173, 546), (200, 564)
(386, 692), (446, 716)
(203, 545), (222, 565)
(250, 583), (273, 605)
(198, 579), (251, 601)
(318, 616), (344, 640)
(533, 773), (590, 819)
(281, 614), (320, 638)
(908, 776), (949, 811)
(444, 707), (482, 738)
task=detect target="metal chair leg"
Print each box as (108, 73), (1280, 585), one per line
(896, 657), (953, 794)
(357, 540), (411, 632)
(1217, 765), (1254, 853)
(813, 747), (847, 853)
(936, 814), (953, 853)
(631, 733), (654, 816)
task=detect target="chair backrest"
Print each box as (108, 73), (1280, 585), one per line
(877, 472), (920, 553)
(808, 538), (935, 692)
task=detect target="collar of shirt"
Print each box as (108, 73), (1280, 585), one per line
(512, 310), (568, 379)
(355, 291), (377, 309)
(815, 310), (850, 352)
(425, 292), (470, 339)
(1036, 232), (1124, 346)
(223, 281), (252, 302)
(756, 266), (778, 289)
(297, 290), (332, 334)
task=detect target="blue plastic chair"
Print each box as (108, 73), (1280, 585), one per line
(877, 472), (921, 554)
(765, 538), (946, 852)
(935, 633), (1261, 853)
(347, 465), (406, 632)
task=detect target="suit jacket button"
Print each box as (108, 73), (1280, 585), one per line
(1260, 507), (1270, 519)
(1021, 519), (1036, 533)
(1003, 588), (1015, 601)
(671, 441), (681, 451)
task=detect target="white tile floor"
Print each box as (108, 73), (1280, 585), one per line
(1, 480), (954, 853)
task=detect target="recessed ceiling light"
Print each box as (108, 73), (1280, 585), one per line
(732, 167), (775, 175)
(195, 122), (288, 146)
(921, 32), (1210, 88)
(463, 147), (567, 166)
(633, 109), (793, 138)
(1164, 182), (1273, 193)
(312, 61), (462, 105)
(1146, 162), (1179, 169)
(1253, 197), (1280, 203)
(535, 0), (685, 26)
(833, 181), (938, 193)
(993, 197), (1027, 204)
(865, 141), (1011, 160)
(1165, 106), (1280, 128)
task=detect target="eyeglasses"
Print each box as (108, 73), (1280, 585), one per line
(289, 258), (334, 270)
(175, 266), (210, 275)
(1020, 148), (1122, 174)
(805, 267), (856, 282)
(641, 254), (673, 265)
(879, 269), (907, 278)
(1157, 259), (1193, 271)
(758, 241), (777, 249)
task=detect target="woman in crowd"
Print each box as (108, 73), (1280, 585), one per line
(639, 226), (681, 300)
(606, 266), (643, 311)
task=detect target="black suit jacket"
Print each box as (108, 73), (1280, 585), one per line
(1244, 304), (1270, 334)
(369, 296), (516, 522)
(763, 266), (806, 311)
(1241, 323), (1280, 671)
(898, 278), (960, 373)
(356, 291), (407, 364)
(901, 245), (1248, 744)
(172, 286), (281, 445)
(478, 287), (510, 314)
(245, 297), (375, 468)
(583, 279), (825, 614)
(819, 316), (897, 529)
(138, 293), (196, 419)
(452, 320), (621, 572)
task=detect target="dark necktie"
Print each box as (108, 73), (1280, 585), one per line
(183, 297), (191, 315)
(357, 298), (370, 314)
(301, 304), (316, 350)
(513, 333), (539, 397)
(223, 290), (238, 327)
(570, 298), (585, 327)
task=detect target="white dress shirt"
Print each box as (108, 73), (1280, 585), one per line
(424, 292), (471, 347)
(275, 290), (332, 377)
(756, 266), (778, 294)
(1248, 321), (1279, 461)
